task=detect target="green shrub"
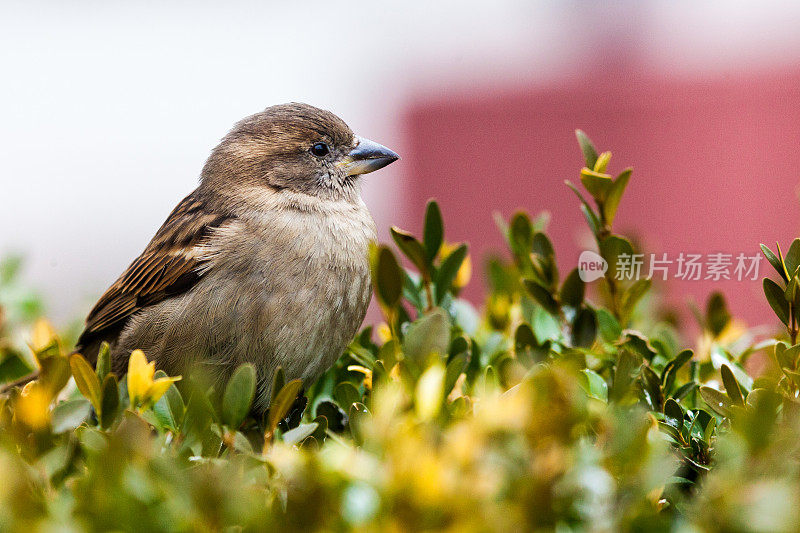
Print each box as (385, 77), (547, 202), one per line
(1, 132), (798, 531)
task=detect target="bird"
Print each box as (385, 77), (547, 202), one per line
(74, 103), (399, 413)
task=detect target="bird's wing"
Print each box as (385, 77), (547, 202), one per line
(76, 191), (232, 360)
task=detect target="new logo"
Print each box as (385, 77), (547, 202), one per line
(578, 250), (608, 282)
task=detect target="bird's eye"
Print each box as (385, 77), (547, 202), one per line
(310, 142), (330, 157)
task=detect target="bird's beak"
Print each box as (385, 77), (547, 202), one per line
(336, 137), (400, 176)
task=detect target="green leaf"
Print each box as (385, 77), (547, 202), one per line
(282, 422), (319, 446)
(423, 200), (443, 262)
(529, 258), (553, 291)
(706, 292), (731, 337)
(672, 382), (697, 402)
(181, 383), (217, 440)
(69, 353), (102, 413)
(531, 212), (551, 232)
(523, 279), (560, 316)
(743, 389), (781, 450)
(620, 331), (658, 362)
(560, 268), (585, 308)
(434, 244), (468, 303)
(720, 364), (744, 406)
(711, 348), (753, 392)
(401, 269), (424, 312)
(51, 398), (92, 433)
(374, 246), (403, 309)
(222, 364), (257, 429)
(334, 382), (362, 411)
(596, 308), (622, 342)
(775, 342), (800, 371)
(377, 339), (400, 372)
(662, 349), (694, 394)
(39, 356), (71, 398)
(509, 212), (533, 258)
(268, 379), (304, 434)
(609, 350), (639, 403)
(784, 369), (800, 390)
(403, 308), (451, 363)
(579, 204), (602, 236)
(487, 257), (513, 295)
(348, 343), (376, 370)
(603, 168), (632, 227)
(311, 415), (328, 442)
(785, 238), (800, 275)
(575, 129), (599, 169)
(514, 324), (548, 367)
(763, 278), (790, 325)
(0, 354), (35, 386)
(514, 323), (537, 351)
(703, 415), (716, 443)
(571, 307), (597, 348)
(531, 233), (558, 289)
(579, 369), (608, 401)
(580, 167), (613, 202)
(658, 421), (684, 444)
(100, 374), (120, 429)
(776, 242), (791, 281)
(565, 180), (602, 234)
(594, 151), (611, 173)
(761, 244), (788, 281)
(599, 235), (635, 282)
(786, 276), (800, 308)
(95, 341), (111, 381)
(663, 398), (684, 429)
(444, 352), (468, 397)
(699, 386), (733, 417)
(620, 279), (650, 321)
(448, 336), (470, 360)
(349, 403), (370, 446)
(449, 396), (470, 418)
(641, 365), (663, 411)
(315, 401), (346, 433)
(531, 232), (555, 259)
(231, 431), (254, 453)
(151, 394), (175, 430)
(532, 306), (562, 344)
(391, 227), (429, 278)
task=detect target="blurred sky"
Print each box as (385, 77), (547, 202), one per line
(3, 0), (800, 324)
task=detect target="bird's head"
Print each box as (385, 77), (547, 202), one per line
(201, 103), (399, 204)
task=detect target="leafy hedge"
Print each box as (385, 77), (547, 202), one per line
(1, 132), (798, 531)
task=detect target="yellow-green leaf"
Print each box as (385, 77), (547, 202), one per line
(70, 353), (102, 413)
(268, 378), (303, 433)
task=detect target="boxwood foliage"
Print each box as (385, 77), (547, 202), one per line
(0, 132), (799, 531)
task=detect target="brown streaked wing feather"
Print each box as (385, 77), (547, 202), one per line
(76, 192), (231, 356)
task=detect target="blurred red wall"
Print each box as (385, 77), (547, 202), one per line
(400, 67), (800, 328)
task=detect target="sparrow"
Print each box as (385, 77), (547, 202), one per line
(75, 103), (399, 413)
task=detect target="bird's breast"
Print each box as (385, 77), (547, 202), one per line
(195, 201), (376, 391)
